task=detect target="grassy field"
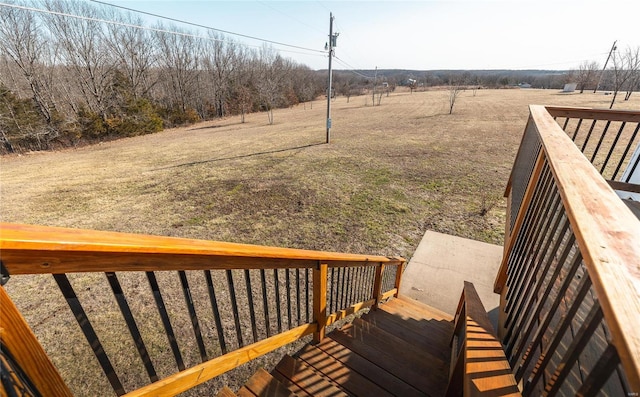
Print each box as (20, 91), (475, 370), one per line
(2, 88), (638, 395)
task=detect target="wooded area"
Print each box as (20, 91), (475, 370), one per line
(0, 0), (326, 153)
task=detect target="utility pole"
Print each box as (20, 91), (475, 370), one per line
(372, 66), (377, 106)
(325, 13), (334, 144)
(594, 40), (617, 93)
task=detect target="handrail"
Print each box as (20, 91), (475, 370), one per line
(445, 282), (520, 397)
(0, 223), (403, 275)
(496, 105), (640, 394)
(0, 222), (405, 396)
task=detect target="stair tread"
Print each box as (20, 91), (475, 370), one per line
(296, 344), (395, 397)
(216, 386), (238, 397)
(362, 309), (451, 360)
(329, 327), (441, 394)
(274, 355), (348, 397)
(313, 337), (425, 397)
(387, 296), (454, 321)
(244, 368), (297, 397)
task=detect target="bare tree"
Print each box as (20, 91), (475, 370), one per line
(256, 45), (284, 125)
(153, 24), (201, 116)
(623, 47), (640, 101)
(574, 60), (599, 93)
(0, 1), (57, 123)
(43, 0), (116, 119)
(609, 46), (639, 109)
(104, 10), (157, 99)
(447, 76), (463, 114)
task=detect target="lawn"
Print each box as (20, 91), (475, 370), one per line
(1, 87), (638, 395)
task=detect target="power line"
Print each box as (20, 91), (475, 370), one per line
(257, 1), (325, 35)
(0, 2), (326, 58)
(333, 57), (375, 79)
(89, 0), (326, 54)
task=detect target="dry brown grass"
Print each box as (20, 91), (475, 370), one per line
(1, 88), (638, 396)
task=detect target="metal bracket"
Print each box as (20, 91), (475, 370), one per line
(0, 261), (9, 286)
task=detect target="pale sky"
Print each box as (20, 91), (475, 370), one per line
(107, 0), (640, 71)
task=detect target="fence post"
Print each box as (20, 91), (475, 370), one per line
(313, 262), (327, 343)
(393, 260), (405, 298)
(372, 262), (385, 310)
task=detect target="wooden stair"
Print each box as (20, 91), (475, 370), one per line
(219, 296), (454, 397)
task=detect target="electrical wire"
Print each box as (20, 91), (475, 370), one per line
(334, 57), (375, 79)
(0, 2), (326, 58)
(257, 0), (325, 35)
(88, 0), (326, 54)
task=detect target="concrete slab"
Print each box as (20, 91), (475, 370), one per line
(399, 230), (503, 328)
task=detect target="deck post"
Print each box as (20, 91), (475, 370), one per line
(393, 260), (405, 298)
(0, 287), (73, 397)
(312, 262), (327, 343)
(372, 262), (385, 310)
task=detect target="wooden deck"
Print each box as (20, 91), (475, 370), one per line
(221, 295), (454, 397)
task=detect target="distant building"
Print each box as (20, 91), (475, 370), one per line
(518, 83), (532, 89)
(563, 83), (577, 93)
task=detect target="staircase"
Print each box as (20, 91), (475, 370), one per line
(219, 296), (453, 397)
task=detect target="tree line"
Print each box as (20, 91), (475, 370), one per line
(0, 0), (325, 154)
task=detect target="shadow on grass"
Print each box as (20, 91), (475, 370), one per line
(153, 142), (326, 171)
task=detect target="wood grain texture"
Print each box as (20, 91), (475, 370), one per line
(313, 263), (327, 343)
(243, 368), (296, 397)
(545, 106), (640, 123)
(123, 324), (316, 397)
(529, 104), (640, 391)
(0, 287), (73, 397)
(454, 282), (521, 397)
(0, 223), (404, 275)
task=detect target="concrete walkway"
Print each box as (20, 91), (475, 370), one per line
(399, 230), (503, 328)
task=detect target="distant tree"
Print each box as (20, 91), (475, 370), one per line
(609, 46), (640, 109)
(574, 61), (599, 93)
(447, 76), (463, 114)
(623, 47), (640, 101)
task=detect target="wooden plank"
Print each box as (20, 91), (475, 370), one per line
(377, 303), (453, 345)
(237, 386), (257, 397)
(460, 282), (521, 397)
(313, 263), (328, 343)
(545, 106), (640, 123)
(325, 298), (375, 327)
(313, 337), (425, 397)
(346, 320), (449, 391)
(216, 386), (239, 397)
(361, 309), (450, 361)
(329, 327), (440, 394)
(123, 323), (316, 397)
(371, 263), (385, 309)
(393, 261), (405, 297)
(607, 179), (640, 194)
(0, 223), (404, 275)
(0, 287), (73, 397)
(529, 105), (640, 391)
(274, 355), (347, 397)
(296, 344), (395, 397)
(271, 371), (310, 397)
(395, 295), (455, 321)
(244, 368), (296, 397)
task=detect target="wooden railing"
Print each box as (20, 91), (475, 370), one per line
(0, 223), (404, 396)
(496, 105), (640, 396)
(446, 282), (520, 397)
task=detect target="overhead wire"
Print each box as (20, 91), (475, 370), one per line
(0, 2), (326, 57)
(88, 0), (326, 54)
(257, 1), (325, 35)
